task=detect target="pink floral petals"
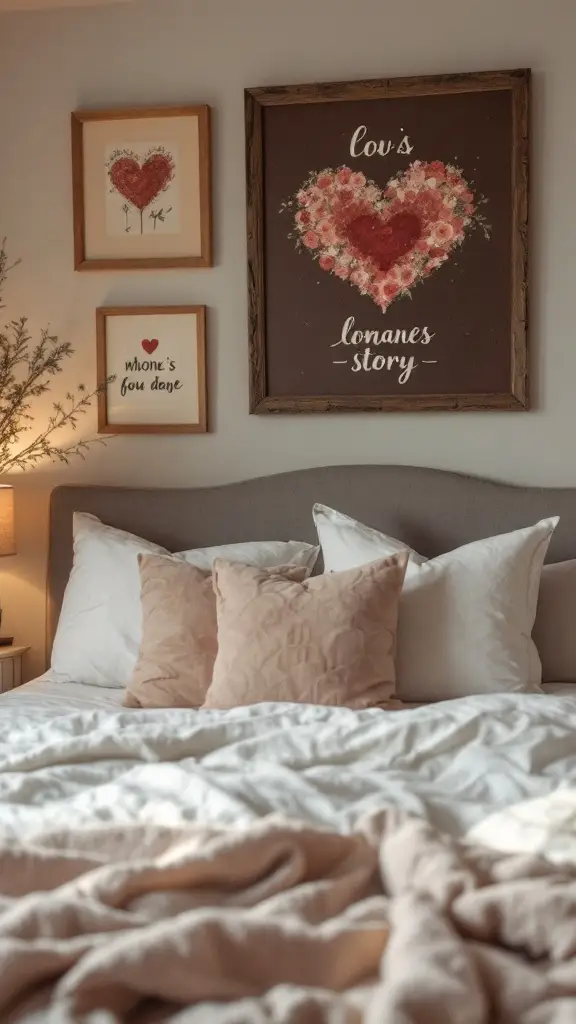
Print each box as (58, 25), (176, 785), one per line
(288, 160), (489, 313)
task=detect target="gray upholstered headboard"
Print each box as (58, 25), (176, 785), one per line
(47, 465), (576, 649)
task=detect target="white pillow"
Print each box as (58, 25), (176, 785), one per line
(51, 513), (319, 688)
(313, 504), (558, 702)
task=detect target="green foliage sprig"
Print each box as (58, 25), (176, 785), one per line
(0, 242), (113, 473)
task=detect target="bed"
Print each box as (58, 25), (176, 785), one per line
(3, 465), (576, 1022)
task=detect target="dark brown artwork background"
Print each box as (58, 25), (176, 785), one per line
(263, 89), (513, 397)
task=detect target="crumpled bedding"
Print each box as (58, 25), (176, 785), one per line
(4, 804), (576, 1023)
(3, 692), (576, 841)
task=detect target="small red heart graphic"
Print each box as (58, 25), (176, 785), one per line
(292, 161), (484, 312)
(109, 153), (173, 210)
(141, 339), (159, 354)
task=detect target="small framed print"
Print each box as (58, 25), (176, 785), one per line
(72, 106), (212, 270)
(96, 306), (207, 434)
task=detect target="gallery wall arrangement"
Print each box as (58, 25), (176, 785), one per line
(71, 104), (212, 432)
(71, 69), (530, 431)
(246, 68), (530, 413)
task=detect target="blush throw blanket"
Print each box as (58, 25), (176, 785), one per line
(2, 810), (576, 1023)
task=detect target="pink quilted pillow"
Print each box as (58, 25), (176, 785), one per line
(125, 554), (309, 709)
(203, 553), (408, 710)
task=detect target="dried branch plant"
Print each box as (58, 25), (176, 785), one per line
(0, 241), (113, 473)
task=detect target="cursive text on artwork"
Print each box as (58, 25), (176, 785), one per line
(350, 125), (414, 159)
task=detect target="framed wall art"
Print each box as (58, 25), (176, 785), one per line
(246, 69), (529, 413)
(72, 106), (212, 270)
(96, 306), (207, 434)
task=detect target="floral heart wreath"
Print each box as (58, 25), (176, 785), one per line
(283, 159), (490, 313)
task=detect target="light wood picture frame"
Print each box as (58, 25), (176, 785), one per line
(246, 69), (529, 413)
(72, 106), (212, 270)
(96, 306), (208, 434)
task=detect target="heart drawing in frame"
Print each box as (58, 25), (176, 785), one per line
(288, 160), (490, 313)
(107, 146), (175, 235)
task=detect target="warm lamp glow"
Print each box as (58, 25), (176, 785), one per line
(0, 487), (15, 557)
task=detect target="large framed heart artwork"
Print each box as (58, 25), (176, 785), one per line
(72, 106), (211, 270)
(246, 69), (529, 412)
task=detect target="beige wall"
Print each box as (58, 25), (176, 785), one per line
(0, 0), (573, 678)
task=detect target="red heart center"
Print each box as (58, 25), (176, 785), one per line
(345, 211), (422, 273)
(109, 154), (173, 210)
(141, 339), (159, 354)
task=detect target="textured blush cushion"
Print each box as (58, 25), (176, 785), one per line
(533, 560), (576, 683)
(202, 553), (408, 711)
(125, 556), (309, 710)
(124, 555), (217, 709)
(50, 512), (319, 688)
(313, 504), (559, 702)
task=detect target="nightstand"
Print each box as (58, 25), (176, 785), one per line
(0, 646), (29, 693)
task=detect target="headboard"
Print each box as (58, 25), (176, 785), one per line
(47, 465), (576, 648)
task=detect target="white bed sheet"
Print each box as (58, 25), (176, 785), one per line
(2, 675), (576, 843)
(0, 673), (124, 716)
(543, 681), (576, 695)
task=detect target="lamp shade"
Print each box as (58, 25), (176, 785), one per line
(0, 486), (15, 556)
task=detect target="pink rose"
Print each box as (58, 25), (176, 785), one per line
(317, 173), (334, 191)
(337, 167), (352, 185)
(383, 280), (400, 299)
(309, 200), (328, 219)
(371, 279), (388, 299)
(303, 186), (324, 208)
(431, 221), (454, 244)
(349, 171), (366, 191)
(350, 267), (370, 291)
(427, 161), (446, 180)
(316, 217), (337, 243)
(334, 264), (350, 279)
(397, 266), (416, 288)
(295, 210), (310, 227)
(336, 187), (354, 206)
(319, 254), (335, 271)
(364, 184), (380, 203)
(302, 231), (320, 249)
(410, 169), (426, 186)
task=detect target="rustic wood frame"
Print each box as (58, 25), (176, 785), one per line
(96, 306), (208, 434)
(246, 69), (530, 413)
(72, 106), (212, 270)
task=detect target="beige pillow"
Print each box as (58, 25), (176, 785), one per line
(203, 553), (408, 711)
(533, 560), (576, 683)
(125, 554), (310, 709)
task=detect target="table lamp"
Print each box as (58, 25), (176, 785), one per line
(0, 485), (16, 646)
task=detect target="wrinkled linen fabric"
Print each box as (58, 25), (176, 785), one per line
(3, 808), (576, 1021)
(3, 691), (576, 839)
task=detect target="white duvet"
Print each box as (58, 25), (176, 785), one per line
(2, 677), (576, 845)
